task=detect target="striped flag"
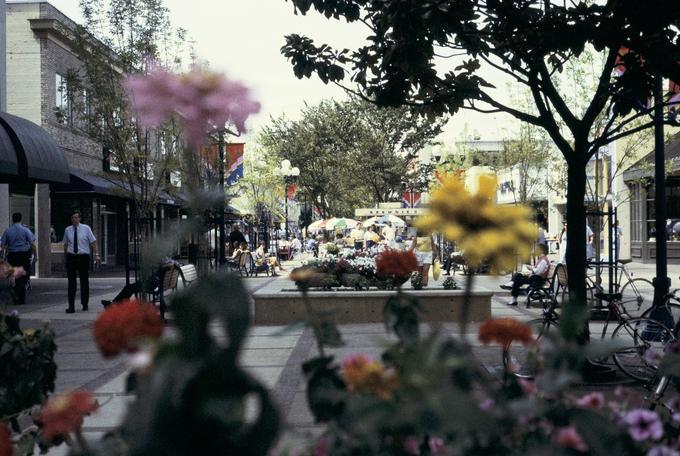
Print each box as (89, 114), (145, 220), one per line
(226, 143), (245, 185)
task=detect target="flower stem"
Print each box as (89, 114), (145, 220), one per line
(301, 289), (326, 357)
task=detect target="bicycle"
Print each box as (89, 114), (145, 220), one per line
(503, 292), (675, 382)
(587, 259), (654, 315)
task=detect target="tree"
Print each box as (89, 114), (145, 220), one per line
(281, 0), (680, 337)
(259, 98), (443, 217)
(68, 0), (191, 223)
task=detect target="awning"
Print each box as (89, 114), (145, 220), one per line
(0, 112), (69, 183)
(51, 169), (117, 194)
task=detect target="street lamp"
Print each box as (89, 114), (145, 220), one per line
(276, 160), (300, 240)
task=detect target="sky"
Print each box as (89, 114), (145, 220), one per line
(48, 0), (517, 143)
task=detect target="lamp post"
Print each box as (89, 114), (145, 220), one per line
(217, 131), (227, 268)
(276, 160), (300, 241)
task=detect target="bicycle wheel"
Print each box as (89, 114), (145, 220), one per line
(503, 318), (558, 378)
(620, 278), (655, 316)
(641, 302), (680, 334)
(611, 318), (675, 384)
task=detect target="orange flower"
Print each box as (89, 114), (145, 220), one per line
(92, 299), (164, 358)
(478, 318), (533, 349)
(40, 390), (97, 440)
(0, 424), (11, 456)
(376, 249), (418, 280)
(341, 353), (398, 399)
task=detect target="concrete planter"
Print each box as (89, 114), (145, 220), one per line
(251, 288), (493, 325)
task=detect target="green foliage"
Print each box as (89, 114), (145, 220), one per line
(442, 277), (458, 290)
(0, 312), (57, 419)
(258, 98), (444, 217)
(115, 274), (280, 455)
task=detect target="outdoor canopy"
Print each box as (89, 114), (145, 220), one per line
(308, 217), (360, 232)
(363, 214), (406, 227)
(0, 111), (69, 183)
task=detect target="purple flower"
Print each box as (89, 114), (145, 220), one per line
(665, 341), (680, 355)
(624, 409), (664, 441)
(648, 446), (680, 456)
(479, 398), (495, 411)
(125, 63), (260, 148)
(554, 426), (589, 453)
(667, 396), (680, 412)
(576, 392), (605, 409)
(672, 413), (680, 427)
(645, 348), (663, 365)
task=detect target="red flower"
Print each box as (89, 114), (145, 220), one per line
(92, 299), (164, 358)
(0, 424), (11, 456)
(478, 318), (533, 349)
(40, 390), (97, 440)
(376, 249), (418, 280)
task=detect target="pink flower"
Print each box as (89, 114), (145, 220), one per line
(314, 437), (330, 456)
(576, 392), (605, 409)
(428, 437), (446, 454)
(403, 436), (421, 455)
(555, 426), (588, 452)
(125, 63), (260, 148)
(11, 266), (25, 279)
(518, 378), (537, 396)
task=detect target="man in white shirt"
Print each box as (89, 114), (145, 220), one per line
(63, 211), (99, 313)
(509, 244), (551, 305)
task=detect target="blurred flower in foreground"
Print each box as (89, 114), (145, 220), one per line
(0, 425), (10, 456)
(341, 353), (398, 399)
(376, 249), (418, 281)
(40, 390), (97, 440)
(478, 318), (533, 349)
(417, 175), (535, 273)
(92, 299), (164, 358)
(554, 426), (588, 452)
(125, 63), (260, 147)
(575, 392), (605, 409)
(0, 261), (25, 279)
(624, 409), (663, 441)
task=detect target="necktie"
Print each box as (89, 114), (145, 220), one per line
(73, 226), (78, 254)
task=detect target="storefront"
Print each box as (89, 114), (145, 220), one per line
(624, 135), (680, 263)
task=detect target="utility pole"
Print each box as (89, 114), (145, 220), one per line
(218, 132), (226, 267)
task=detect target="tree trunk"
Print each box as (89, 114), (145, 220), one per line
(565, 158), (589, 342)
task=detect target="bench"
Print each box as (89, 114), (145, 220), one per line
(152, 265), (181, 320)
(249, 253), (271, 277)
(179, 264), (198, 287)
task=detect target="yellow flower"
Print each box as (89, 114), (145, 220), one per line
(341, 353), (398, 399)
(417, 175), (535, 273)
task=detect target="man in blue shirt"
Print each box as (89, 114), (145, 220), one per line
(1, 212), (36, 304)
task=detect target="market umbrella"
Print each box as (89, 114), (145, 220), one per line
(325, 217), (360, 230)
(307, 219), (326, 232)
(364, 214), (406, 227)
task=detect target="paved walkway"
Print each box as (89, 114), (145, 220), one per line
(8, 260), (678, 454)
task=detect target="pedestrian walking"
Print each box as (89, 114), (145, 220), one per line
(1, 212), (36, 304)
(63, 211), (99, 313)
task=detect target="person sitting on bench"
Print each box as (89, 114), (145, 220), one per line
(254, 241), (283, 275)
(509, 244), (550, 306)
(102, 258), (180, 308)
(225, 242), (248, 268)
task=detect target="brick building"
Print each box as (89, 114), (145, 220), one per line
(4, 1), (143, 276)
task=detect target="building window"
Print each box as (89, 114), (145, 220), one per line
(55, 74), (72, 125)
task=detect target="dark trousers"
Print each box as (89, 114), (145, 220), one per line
(66, 254), (90, 308)
(511, 273), (545, 298)
(7, 251), (31, 304)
